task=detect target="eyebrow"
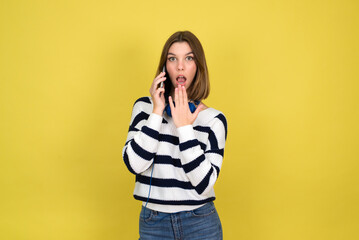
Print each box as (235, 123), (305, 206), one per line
(167, 52), (194, 56)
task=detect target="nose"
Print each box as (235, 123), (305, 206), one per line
(177, 60), (184, 71)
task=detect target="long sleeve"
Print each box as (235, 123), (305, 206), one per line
(122, 97), (163, 174)
(177, 113), (228, 196)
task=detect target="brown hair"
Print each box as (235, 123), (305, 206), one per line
(156, 31), (210, 102)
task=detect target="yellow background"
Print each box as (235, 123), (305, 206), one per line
(1, 0), (358, 239)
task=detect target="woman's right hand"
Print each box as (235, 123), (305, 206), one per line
(149, 71), (166, 116)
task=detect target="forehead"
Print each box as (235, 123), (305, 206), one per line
(168, 42), (192, 54)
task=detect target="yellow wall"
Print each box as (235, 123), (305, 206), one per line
(1, 0), (358, 239)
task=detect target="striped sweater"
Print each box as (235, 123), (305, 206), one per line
(122, 97), (228, 213)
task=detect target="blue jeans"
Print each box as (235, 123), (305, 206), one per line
(139, 202), (223, 240)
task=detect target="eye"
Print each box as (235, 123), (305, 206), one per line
(168, 57), (176, 62)
(186, 56), (194, 61)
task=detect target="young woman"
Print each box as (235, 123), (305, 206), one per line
(123, 31), (228, 240)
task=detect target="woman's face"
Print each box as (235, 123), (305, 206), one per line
(166, 42), (197, 92)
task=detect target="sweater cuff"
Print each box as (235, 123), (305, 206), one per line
(146, 113), (163, 132)
(177, 125), (196, 142)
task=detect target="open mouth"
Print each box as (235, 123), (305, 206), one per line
(176, 75), (186, 86)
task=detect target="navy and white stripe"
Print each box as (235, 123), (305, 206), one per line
(122, 96), (228, 213)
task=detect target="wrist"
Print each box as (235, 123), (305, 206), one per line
(152, 108), (164, 116)
(175, 121), (191, 128)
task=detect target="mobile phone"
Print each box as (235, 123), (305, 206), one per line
(160, 65), (165, 88)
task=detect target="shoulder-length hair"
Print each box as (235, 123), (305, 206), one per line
(156, 31), (210, 102)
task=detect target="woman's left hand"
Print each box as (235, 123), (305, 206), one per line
(169, 86), (204, 128)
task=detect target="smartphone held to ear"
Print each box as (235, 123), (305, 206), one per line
(160, 65), (165, 88)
